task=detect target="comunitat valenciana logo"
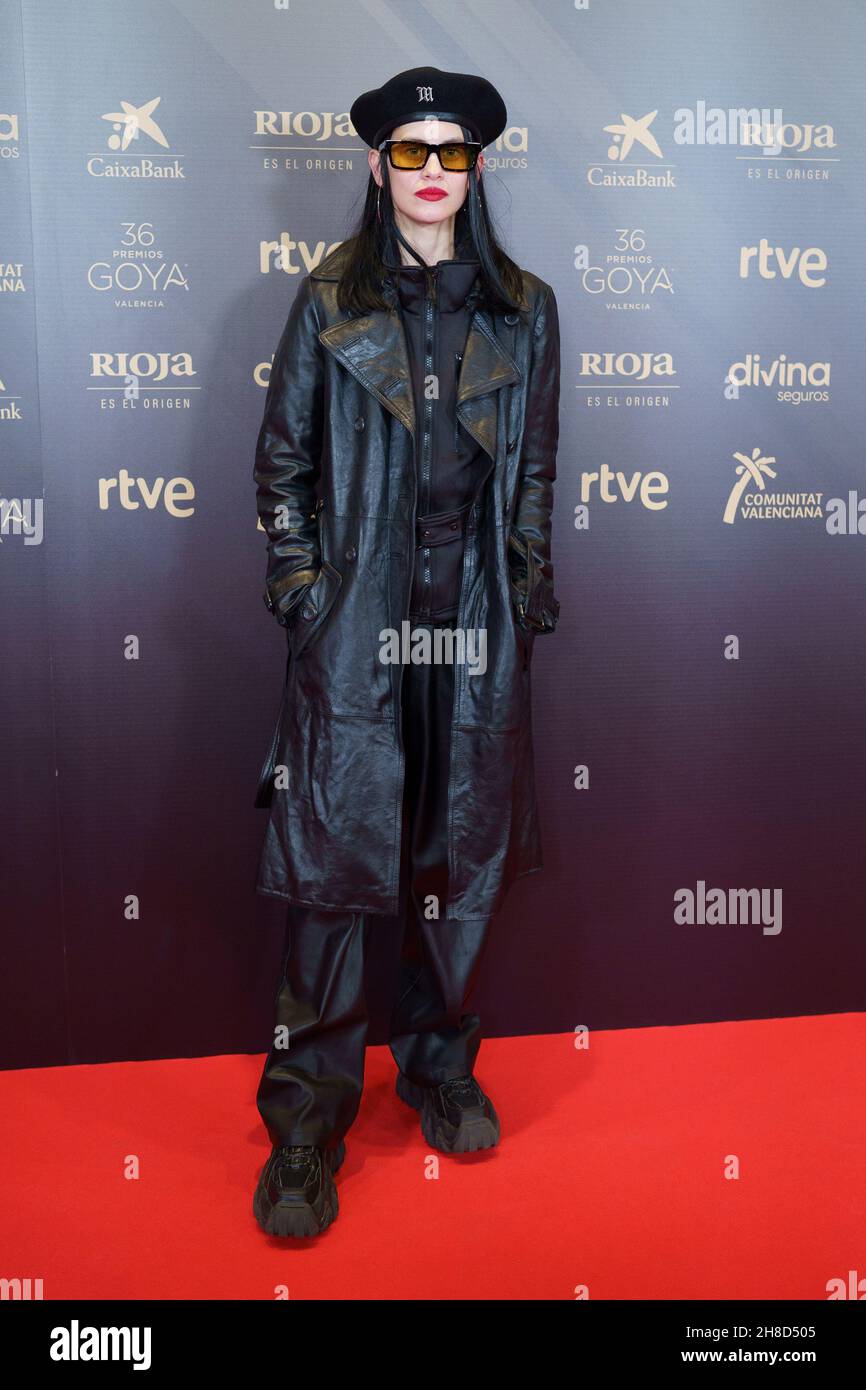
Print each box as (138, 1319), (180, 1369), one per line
(722, 447), (823, 524)
(722, 445), (866, 536)
(0, 260), (25, 293)
(88, 97), (184, 179)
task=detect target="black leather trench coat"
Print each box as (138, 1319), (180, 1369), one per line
(253, 239), (561, 920)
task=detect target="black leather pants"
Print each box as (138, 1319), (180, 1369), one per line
(256, 626), (494, 1151)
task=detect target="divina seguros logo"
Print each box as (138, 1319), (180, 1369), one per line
(0, 112), (20, 158)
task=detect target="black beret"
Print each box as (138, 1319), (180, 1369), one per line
(350, 65), (507, 150)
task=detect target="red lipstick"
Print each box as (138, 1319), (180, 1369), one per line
(415, 188), (448, 201)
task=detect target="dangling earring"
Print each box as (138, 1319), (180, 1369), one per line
(376, 187), (381, 221)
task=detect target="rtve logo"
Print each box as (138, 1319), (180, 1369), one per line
(738, 239), (827, 286)
(98, 470), (195, 515)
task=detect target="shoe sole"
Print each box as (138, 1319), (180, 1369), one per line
(396, 1071), (500, 1154)
(253, 1139), (346, 1238)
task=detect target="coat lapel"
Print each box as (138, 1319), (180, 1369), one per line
(316, 280), (521, 461)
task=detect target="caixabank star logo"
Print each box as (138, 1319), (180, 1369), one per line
(88, 96), (184, 179)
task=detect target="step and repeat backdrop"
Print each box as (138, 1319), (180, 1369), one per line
(2, 0), (864, 1069)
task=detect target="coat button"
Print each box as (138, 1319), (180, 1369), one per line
(449, 521), (458, 531)
(301, 603), (315, 620)
(504, 312), (519, 325)
(345, 545), (356, 561)
(423, 528), (431, 538)
(354, 416), (365, 431)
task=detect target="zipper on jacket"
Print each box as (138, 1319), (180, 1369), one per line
(453, 352), (463, 454)
(420, 267), (435, 617)
(395, 283), (423, 757)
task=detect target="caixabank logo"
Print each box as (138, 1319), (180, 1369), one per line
(588, 109), (672, 188)
(588, 103), (837, 189)
(88, 97), (184, 179)
(0, 372), (22, 422)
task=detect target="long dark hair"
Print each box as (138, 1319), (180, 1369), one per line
(336, 123), (527, 318)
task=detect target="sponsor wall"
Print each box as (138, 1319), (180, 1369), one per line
(2, 0), (864, 1069)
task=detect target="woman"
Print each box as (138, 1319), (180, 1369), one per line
(252, 66), (561, 1238)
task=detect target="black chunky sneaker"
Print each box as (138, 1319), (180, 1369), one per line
(253, 1139), (346, 1238)
(396, 1072), (500, 1153)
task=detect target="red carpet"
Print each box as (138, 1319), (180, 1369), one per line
(2, 1013), (863, 1300)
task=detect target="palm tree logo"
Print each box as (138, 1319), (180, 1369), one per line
(100, 97), (169, 151)
(723, 446), (777, 524)
(603, 111), (663, 162)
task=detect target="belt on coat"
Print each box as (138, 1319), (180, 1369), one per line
(415, 500), (474, 549)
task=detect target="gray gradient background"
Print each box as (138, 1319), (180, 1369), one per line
(2, 0), (864, 1069)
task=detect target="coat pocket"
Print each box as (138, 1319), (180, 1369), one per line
(289, 559), (343, 660)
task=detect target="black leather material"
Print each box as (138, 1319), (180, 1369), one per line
(253, 649), (290, 811)
(256, 638), (493, 1149)
(254, 562), (344, 809)
(415, 500), (472, 548)
(253, 235), (561, 918)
